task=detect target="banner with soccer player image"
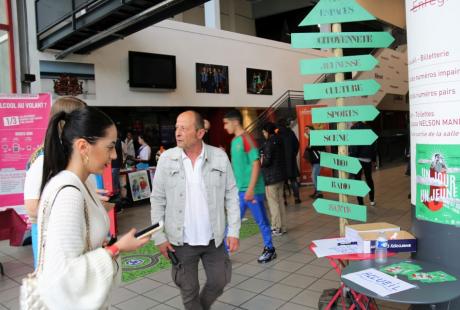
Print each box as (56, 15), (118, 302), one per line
(416, 144), (460, 226)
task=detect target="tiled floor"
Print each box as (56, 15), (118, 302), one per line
(0, 164), (412, 309)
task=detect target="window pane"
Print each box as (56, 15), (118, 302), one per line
(0, 30), (12, 93)
(0, 0), (7, 25)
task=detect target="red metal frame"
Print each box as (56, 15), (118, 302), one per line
(1, 0), (17, 93)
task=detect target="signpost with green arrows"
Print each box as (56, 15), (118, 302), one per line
(304, 79), (380, 100)
(317, 176), (370, 197)
(292, 32), (394, 49)
(310, 129), (378, 146)
(312, 105), (379, 123)
(320, 152), (362, 174)
(290, 0), (391, 233)
(299, 0), (376, 26)
(313, 198), (367, 222)
(300, 55), (378, 75)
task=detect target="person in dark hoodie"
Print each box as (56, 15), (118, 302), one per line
(276, 119), (301, 204)
(261, 122), (287, 236)
(349, 121), (376, 206)
(303, 126), (326, 199)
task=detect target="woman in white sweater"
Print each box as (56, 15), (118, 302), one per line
(35, 106), (149, 309)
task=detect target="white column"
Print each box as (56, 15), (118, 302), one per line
(204, 0), (221, 29)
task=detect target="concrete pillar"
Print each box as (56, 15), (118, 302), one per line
(204, 0), (221, 29)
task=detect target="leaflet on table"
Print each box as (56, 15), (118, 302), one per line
(312, 238), (361, 257)
(342, 268), (416, 297)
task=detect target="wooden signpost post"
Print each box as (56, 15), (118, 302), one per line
(291, 0), (393, 235)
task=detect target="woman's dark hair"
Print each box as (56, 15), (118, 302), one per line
(41, 106), (114, 193)
(262, 122), (277, 135)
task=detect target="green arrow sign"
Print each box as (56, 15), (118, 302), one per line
(304, 80), (380, 100)
(291, 32), (394, 49)
(313, 198), (367, 222)
(300, 55), (378, 75)
(312, 105), (379, 123)
(299, 0), (375, 26)
(310, 129), (377, 146)
(320, 152), (362, 174)
(317, 176), (370, 196)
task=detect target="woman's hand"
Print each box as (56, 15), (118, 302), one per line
(115, 228), (149, 253)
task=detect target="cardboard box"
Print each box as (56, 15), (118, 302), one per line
(358, 231), (417, 254)
(345, 222), (400, 240)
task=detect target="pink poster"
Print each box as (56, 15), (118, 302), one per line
(0, 93), (51, 208)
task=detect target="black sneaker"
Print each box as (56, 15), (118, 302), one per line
(257, 247), (277, 263)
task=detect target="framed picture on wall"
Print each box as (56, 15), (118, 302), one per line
(246, 68), (272, 95)
(196, 63), (229, 94)
(128, 170), (151, 202)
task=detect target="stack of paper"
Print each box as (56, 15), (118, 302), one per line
(312, 238), (361, 257)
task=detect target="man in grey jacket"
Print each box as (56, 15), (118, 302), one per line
(150, 110), (241, 310)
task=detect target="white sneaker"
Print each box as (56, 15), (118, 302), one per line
(370, 201), (376, 207)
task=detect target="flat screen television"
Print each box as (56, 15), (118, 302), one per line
(129, 51), (176, 89)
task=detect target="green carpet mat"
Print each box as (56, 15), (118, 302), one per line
(121, 218), (259, 282)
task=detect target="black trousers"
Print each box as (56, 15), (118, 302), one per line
(171, 240), (231, 310)
(354, 161), (375, 205)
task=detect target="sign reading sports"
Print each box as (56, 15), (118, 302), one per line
(312, 105), (379, 123)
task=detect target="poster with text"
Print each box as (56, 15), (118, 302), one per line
(416, 144), (460, 226)
(406, 0), (460, 226)
(295, 105), (332, 183)
(128, 170), (151, 202)
(0, 93), (51, 208)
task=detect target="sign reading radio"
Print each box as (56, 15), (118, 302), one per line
(303, 79), (380, 100)
(318, 176), (371, 197)
(313, 198), (367, 222)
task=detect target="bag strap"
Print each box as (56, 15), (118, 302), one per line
(35, 184), (91, 275)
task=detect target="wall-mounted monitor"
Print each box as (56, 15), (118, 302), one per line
(129, 51), (176, 90)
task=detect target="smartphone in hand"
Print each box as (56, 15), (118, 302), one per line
(134, 221), (164, 239)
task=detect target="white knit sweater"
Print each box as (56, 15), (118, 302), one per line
(36, 170), (120, 310)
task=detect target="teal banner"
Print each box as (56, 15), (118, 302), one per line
(320, 152), (362, 174)
(304, 80), (380, 100)
(310, 129), (378, 146)
(292, 32), (395, 49)
(313, 198), (367, 222)
(300, 55), (378, 75)
(312, 105), (379, 123)
(317, 176), (370, 197)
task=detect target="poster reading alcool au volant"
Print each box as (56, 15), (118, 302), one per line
(416, 145), (460, 225)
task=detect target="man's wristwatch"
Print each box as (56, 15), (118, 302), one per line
(106, 244), (120, 258)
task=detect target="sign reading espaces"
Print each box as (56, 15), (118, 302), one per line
(300, 55), (378, 75)
(304, 79), (380, 100)
(313, 198), (367, 222)
(299, 0), (375, 26)
(310, 129), (377, 146)
(317, 176), (370, 197)
(320, 152), (362, 174)
(312, 105), (379, 123)
(291, 32), (394, 49)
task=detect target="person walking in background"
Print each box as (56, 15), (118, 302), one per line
(135, 134), (151, 170)
(303, 126), (326, 199)
(349, 121), (376, 206)
(223, 109), (277, 263)
(122, 131), (136, 162)
(277, 118), (301, 204)
(28, 106), (148, 309)
(150, 111), (240, 310)
(24, 96), (87, 268)
(261, 122), (287, 236)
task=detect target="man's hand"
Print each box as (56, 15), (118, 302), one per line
(157, 241), (175, 259)
(244, 189), (255, 202)
(226, 237), (239, 253)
